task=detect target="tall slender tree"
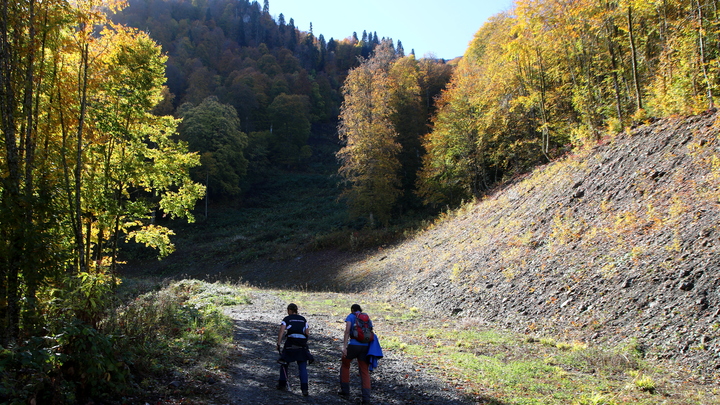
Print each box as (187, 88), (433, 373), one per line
(337, 41), (401, 226)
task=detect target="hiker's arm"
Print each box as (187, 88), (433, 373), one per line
(277, 324), (286, 350)
(342, 321), (351, 357)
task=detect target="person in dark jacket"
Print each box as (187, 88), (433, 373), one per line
(339, 303), (373, 404)
(276, 303), (312, 396)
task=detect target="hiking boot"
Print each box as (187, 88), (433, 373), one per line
(301, 383), (309, 396)
(302, 389), (309, 396)
(361, 387), (371, 404)
(276, 381), (288, 391)
(337, 390), (349, 398)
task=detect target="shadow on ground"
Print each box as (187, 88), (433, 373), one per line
(222, 296), (504, 405)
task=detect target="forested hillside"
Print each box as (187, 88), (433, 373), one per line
(418, 0), (720, 205)
(334, 0), (720, 231)
(111, 0), (453, 206)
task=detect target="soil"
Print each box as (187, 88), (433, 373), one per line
(220, 290), (475, 405)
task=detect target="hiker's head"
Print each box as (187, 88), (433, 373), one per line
(351, 304), (362, 313)
(287, 303), (298, 314)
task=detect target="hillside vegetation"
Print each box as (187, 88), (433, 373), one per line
(332, 111), (720, 379)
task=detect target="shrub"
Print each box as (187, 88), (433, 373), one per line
(0, 321), (131, 404)
(108, 280), (240, 376)
(0, 279), (245, 404)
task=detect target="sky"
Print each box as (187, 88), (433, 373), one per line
(269, 0), (515, 60)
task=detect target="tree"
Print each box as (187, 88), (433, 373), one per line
(179, 97), (249, 197)
(417, 62), (485, 206)
(267, 93), (312, 167)
(0, 0), (204, 342)
(397, 40), (405, 57)
(418, 13), (540, 206)
(337, 41), (401, 226)
(388, 55), (426, 208)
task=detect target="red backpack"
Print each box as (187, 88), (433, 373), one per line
(351, 312), (375, 343)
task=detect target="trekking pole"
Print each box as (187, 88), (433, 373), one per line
(278, 346), (291, 390)
(282, 362), (290, 389)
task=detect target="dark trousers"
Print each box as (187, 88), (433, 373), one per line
(280, 360), (308, 385)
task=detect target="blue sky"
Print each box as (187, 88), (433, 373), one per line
(268, 0), (515, 60)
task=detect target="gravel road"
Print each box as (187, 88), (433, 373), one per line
(221, 290), (476, 405)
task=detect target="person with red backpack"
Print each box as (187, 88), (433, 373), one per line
(339, 303), (374, 404)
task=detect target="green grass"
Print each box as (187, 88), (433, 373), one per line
(123, 168), (441, 275)
(123, 171), (349, 267)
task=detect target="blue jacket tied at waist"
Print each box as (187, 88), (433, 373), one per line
(367, 336), (383, 371)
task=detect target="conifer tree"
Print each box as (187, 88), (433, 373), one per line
(397, 40), (405, 57)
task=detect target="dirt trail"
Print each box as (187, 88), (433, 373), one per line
(221, 290), (478, 405)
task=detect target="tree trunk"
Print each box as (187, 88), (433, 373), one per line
(0, 0), (38, 342)
(75, 41), (90, 272)
(603, 5), (624, 123)
(628, 5), (644, 112)
(535, 47), (550, 160)
(696, 0), (715, 108)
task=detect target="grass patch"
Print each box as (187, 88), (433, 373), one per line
(107, 279), (250, 402)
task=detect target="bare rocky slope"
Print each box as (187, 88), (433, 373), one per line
(329, 111), (720, 380)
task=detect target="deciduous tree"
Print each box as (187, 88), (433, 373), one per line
(0, 0), (204, 342)
(179, 96), (248, 197)
(337, 41), (401, 226)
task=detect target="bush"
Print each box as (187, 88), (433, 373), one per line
(0, 337), (60, 404)
(108, 280), (241, 376)
(0, 322), (130, 404)
(54, 320), (131, 400)
(0, 279), (246, 404)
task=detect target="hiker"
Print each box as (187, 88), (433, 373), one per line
(276, 303), (312, 396)
(339, 303), (374, 404)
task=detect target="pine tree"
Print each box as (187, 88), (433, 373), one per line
(397, 40), (405, 57)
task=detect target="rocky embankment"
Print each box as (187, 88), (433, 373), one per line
(338, 111), (720, 379)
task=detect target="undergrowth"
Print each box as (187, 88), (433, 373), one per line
(0, 279), (249, 404)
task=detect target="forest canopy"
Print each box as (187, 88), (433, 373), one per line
(111, 0), (417, 197)
(414, 0), (720, 206)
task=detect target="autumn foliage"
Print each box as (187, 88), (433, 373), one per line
(0, 0), (205, 399)
(418, 0), (720, 206)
